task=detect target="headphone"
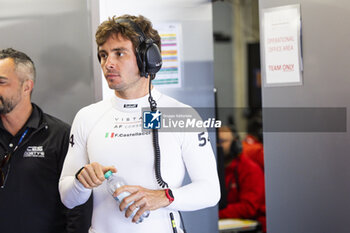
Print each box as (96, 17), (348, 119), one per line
(220, 125), (242, 160)
(98, 18), (163, 79)
(230, 124), (243, 156)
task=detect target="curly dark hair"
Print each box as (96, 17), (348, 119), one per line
(95, 14), (161, 55)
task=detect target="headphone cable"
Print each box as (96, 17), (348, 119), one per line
(148, 75), (168, 188)
(147, 76), (187, 233)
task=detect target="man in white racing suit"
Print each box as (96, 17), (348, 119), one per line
(59, 14), (220, 233)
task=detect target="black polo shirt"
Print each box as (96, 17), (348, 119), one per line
(0, 103), (41, 156)
(0, 103), (91, 233)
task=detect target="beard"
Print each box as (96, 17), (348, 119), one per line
(0, 96), (17, 114)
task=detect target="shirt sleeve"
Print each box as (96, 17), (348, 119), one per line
(51, 120), (91, 233)
(169, 130), (221, 211)
(59, 109), (93, 209)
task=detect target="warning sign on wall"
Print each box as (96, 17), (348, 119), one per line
(261, 4), (303, 86)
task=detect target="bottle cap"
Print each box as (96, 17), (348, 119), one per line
(104, 170), (113, 179)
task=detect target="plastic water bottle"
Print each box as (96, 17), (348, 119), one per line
(104, 171), (150, 223)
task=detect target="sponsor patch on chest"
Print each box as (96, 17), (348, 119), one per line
(23, 146), (45, 158)
(124, 104), (138, 108)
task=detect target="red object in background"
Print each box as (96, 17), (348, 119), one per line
(242, 135), (264, 171)
(219, 154), (266, 233)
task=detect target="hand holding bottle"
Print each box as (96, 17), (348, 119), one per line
(113, 184), (172, 222)
(104, 171), (150, 223)
(77, 162), (117, 189)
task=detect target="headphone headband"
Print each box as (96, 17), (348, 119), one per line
(114, 18), (147, 44)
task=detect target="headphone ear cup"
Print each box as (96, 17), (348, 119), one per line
(229, 139), (243, 158)
(137, 41), (163, 78)
(136, 41), (150, 78)
(135, 46), (145, 77)
(145, 43), (162, 77)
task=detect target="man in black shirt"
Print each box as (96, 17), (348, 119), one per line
(0, 48), (91, 232)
